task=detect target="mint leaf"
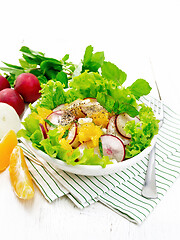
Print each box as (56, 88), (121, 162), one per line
(101, 61), (127, 85)
(83, 45), (93, 66)
(118, 102), (139, 117)
(82, 45), (105, 73)
(128, 79), (152, 99)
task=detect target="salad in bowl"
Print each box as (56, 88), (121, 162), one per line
(17, 46), (159, 175)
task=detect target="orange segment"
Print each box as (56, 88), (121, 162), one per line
(78, 122), (103, 147)
(9, 146), (34, 200)
(90, 110), (109, 128)
(0, 130), (18, 172)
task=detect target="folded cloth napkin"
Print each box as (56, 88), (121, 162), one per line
(18, 96), (180, 224)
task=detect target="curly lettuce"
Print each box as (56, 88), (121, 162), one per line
(124, 104), (159, 158)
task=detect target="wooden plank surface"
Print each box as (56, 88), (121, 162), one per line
(0, 1), (180, 239)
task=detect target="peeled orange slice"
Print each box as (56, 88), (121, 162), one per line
(9, 146), (34, 200)
(0, 130), (18, 172)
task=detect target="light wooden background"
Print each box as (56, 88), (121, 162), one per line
(0, 1), (180, 239)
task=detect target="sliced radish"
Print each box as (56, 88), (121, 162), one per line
(45, 110), (75, 131)
(66, 122), (77, 145)
(54, 100), (85, 119)
(107, 116), (130, 145)
(39, 123), (47, 139)
(0, 103), (21, 139)
(100, 134), (125, 162)
(53, 104), (66, 112)
(83, 97), (97, 103)
(115, 113), (139, 139)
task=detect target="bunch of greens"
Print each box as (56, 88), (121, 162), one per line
(0, 46), (75, 88)
(0, 45), (107, 88)
(16, 45), (159, 166)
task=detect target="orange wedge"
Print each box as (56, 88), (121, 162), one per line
(9, 146), (34, 200)
(0, 130), (18, 172)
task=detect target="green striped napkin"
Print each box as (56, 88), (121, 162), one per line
(19, 97), (180, 224)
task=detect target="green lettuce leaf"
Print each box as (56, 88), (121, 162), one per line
(82, 45), (105, 73)
(128, 79), (152, 100)
(37, 80), (66, 109)
(101, 61), (127, 85)
(124, 104), (159, 158)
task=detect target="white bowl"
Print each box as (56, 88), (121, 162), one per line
(21, 102), (157, 176)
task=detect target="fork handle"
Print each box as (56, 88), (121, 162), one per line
(141, 147), (158, 199)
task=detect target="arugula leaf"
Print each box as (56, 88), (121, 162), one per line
(101, 61), (127, 85)
(20, 46), (45, 57)
(0, 67), (24, 76)
(19, 58), (37, 69)
(128, 79), (152, 100)
(2, 62), (24, 70)
(20, 46), (45, 65)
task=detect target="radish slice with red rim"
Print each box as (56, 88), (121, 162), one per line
(66, 122), (78, 144)
(39, 123), (47, 139)
(115, 113), (139, 139)
(100, 134), (125, 162)
(53, 104), (66, 112)
(107, 116), (130, 145)
(45, 110), (75, 131)
(81, 100), (107, 116)
(54, 100), (85, 119)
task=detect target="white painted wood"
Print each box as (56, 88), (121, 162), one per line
(0, 1), (180, 239)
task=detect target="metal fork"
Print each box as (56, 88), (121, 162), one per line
(141, 97), (164, 199)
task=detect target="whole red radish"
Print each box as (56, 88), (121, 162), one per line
(14, 73), (41, 103)
(0, 88), (25, 116)
(0, 75), (10, 91)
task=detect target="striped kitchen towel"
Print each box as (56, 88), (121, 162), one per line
(18, 97), (180, 224)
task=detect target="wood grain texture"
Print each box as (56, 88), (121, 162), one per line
(0, 1), (180, 239)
